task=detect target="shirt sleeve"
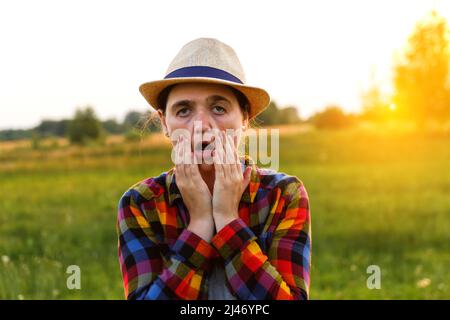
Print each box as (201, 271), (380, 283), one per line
(117, 189), (216, 300)
(210, 179), (312, 300)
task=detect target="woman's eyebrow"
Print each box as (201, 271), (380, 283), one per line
(206, 95), (231, 104)
(170, 99), (194, 109)
(170, 95), (231, 109)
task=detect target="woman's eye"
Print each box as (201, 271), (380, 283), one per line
(212, 105), (226, 114)
(176, 107), (190, 117)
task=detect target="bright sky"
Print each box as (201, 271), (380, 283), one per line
(0, 0), (449, 130)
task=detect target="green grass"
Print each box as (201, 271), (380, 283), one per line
(0, 125), (449, 299)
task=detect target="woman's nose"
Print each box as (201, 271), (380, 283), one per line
(193, 111), (214, 131)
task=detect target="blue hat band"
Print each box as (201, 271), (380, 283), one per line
(164, 66), (243, 84)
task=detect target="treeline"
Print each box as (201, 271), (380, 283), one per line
(253, 102), (301, 126)
(0, 107), (160, 143)
(0, 100), (303, 143)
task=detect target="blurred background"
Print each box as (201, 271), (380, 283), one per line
(0, 0), (449, 299)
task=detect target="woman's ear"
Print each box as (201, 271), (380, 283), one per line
(157, 109), (169, 137)
(242, 108), (249, 131)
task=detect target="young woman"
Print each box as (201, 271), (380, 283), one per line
(116, 38), (311, 300)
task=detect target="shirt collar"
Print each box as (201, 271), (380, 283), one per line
(165, 155), (260, 206)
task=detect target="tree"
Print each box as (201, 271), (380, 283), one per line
(255, 101), (280, 126)
(35, 119), (70, 137)
(68, 106), (102, 145)
(255, 101), (301, 126)
(123, 110), (160, 136)
(360, 66), (393, 122)
(102, 119), (124, 134)
(0, 129), (33, 141)
(278, 106), (301, 124)
(310, 105), (356, 130)
(123, 111), (144, 130)
(392, 10), (450, 126)
(361, 80), (392, 123)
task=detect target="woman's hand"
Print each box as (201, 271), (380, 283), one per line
(212, 131), (252, 232)
(174, 134), (215, 242)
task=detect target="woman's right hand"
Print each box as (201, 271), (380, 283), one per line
(174, 134), (215, 242)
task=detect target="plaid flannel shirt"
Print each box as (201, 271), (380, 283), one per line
(116, 156), (311, 300)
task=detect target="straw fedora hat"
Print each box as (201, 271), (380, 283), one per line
(139, 37), (271, 119)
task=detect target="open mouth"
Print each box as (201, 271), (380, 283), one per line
(195, 140), (214, 151)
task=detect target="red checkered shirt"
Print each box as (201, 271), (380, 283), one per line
(116, 156), (311, 300)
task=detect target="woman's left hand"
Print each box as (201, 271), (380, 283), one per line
(212, 131), (252, 232)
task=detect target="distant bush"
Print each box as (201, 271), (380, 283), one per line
(310, 106), (357, 130)
(254, 101), (301, 126)
(35, 119), (70, 137)
(68, 106), (103, 145)
(124, 129), (141, 142)
(102, 119), (124, 134)
(0, 129), (33, 141)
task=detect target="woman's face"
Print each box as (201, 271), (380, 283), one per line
(158, 82), (248, 171)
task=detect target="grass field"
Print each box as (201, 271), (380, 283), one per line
(0, 124), (449, 299)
